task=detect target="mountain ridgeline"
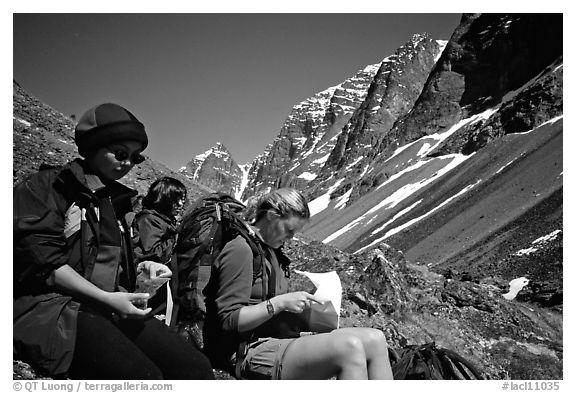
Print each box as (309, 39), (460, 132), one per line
(13, 13), (563, 379)
(182, 13), (563, 289)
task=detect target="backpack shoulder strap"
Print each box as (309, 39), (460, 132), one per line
(232, 227), (269, 380)
(232, 222), (268, 301)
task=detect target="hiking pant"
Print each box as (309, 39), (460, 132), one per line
(68, 305), (214, 379)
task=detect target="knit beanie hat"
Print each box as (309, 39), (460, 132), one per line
(74, 103), (148, 157)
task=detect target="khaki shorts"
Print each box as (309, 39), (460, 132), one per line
(234, 337), (297, 379)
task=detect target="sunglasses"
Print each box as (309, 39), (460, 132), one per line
(108, 147), (146, 164)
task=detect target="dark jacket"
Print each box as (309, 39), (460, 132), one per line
(131, 209), (178, 265)
(13, 159), (137, 376)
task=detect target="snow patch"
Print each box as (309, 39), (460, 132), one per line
(502, 277), (530, 300)
(513, 115), (563, 135)
(376, 160), (429, 191)
(15, 117), (31, 127)
(417, 143), (432, 157)
(312, 153), (331, 165)
(289, 162), (301, 171)
(435, 40), (448, 63)
(328, 156), (473, 246)
(354, 177), (480, 253)
(385, 108), (499, 163)
(496, 159), (517, 174)
(234, 164), (251, 201)
(370, 200), (423, 236)
(323, 216), (363, 243)
(334, 188), (354, 210)
(514, 229), (562, 256)
(308, 179), (345, 217)
(345, 156), (364, 171)
(298, 172), (318, 181)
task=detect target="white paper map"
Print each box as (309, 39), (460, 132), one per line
(295, 270), (342, 332)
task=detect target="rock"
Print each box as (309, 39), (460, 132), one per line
(13, 360), (51, 380)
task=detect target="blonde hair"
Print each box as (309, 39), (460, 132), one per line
(249, 188), (310, 223)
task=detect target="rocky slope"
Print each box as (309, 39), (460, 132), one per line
(284, 238), (562, 380)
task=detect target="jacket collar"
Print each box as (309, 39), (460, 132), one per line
(55, 159), (137, 216)
(136, 208), (176, 225)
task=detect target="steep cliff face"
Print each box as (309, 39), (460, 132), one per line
(381, 13), (563, 154)
(336, 14), (564, 205)
(239, 58), (383, 199)
(308, 34), (447, 201)
(240, 34), (446, 201)
(179, 142), (245, 197)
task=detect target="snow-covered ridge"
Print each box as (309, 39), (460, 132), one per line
(194, 142), (230, 161)
(285, 61), (382, 128)
(234, 164), (251, 201)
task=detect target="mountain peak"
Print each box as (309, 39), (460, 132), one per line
(194, 142), (231, 161)
(179, 141), (243, 194)
(409, 32), (429, 46)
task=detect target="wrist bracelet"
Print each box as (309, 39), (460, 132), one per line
(266, 299), (275, 316)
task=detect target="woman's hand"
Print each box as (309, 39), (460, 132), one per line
(103, 291), (152, 319)
(237, 291), (323, 333)
(271, 291), (323, 314)
(50, 265), (155, 319)
(137, 260), (172, 279)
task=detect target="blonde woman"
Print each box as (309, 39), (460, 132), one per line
(203, 188), (393, 379)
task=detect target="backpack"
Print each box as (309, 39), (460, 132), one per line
(169, 192), (268, 328)
(388, 342), (483, 380)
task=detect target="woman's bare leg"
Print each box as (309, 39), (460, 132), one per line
(280, 332), (369, 379)
(332, 327), (393, 380)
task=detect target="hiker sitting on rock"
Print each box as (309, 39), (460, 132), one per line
(13, 103), (214, 380)
(132, 176), (187, 265)
(203, 187), (394, 379)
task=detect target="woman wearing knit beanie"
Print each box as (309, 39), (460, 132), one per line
(14, 103), (215, 380)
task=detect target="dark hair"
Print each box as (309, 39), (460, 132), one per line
(142, 177), (187, 217)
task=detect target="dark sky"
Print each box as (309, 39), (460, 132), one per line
(13, 13), (462, 170)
